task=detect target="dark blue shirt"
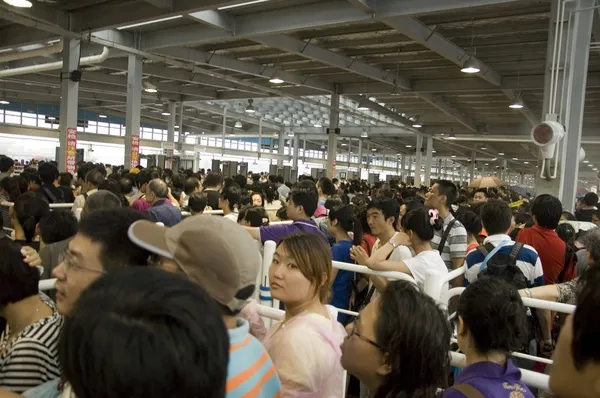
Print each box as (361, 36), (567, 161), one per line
(442, 360), (535, 398)
(145, 199), (181, 227)
(330, 240), (355, 324)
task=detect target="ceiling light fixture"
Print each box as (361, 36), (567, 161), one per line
(320, 144), (326, 150)
(269, 72), (284, 84)
(448, 133), (456, 140)
(361, 128), (368, 138)
(234, 120), (243, 128)
(498, 152), (505, 156)
(0, 99), (9, 105)
(161, 105), (171, 116)
(143, 81), (158, 93)
(357, 97), (370, 111)
(509, 96), (524, 109)
(451, 155), (457, 158)
(313, 121), (322, 128)
(406, 145), (413, 148)
(218, 0), (269, 10)
(117, 15), (183, 30)
(412, 116), (422, 128)
(461, 57), (480, 74)
(584, 160), (590, 164)
(98, 114), (107, 118)
(245, 99), (256, 114)
(3, 0), (32, 7)
(513, 157), (519, 161)
(371, 148), (377, 152)
(48, 116), (56, 121)
(524, 161), (529, 164)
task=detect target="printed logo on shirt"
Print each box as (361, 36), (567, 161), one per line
(503, 382), (526, 398)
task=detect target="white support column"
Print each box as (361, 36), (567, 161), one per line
(470, 151), (476, 183)
(365, 142), (371, 175)
(424, 136), (433, 187)
(302, 135), (306, 163)
(292, 133), (299, 171)
(560, 0), (594, 211)
(400, 154), (406, 181)
(407, 156), (413, 183)
(347, 138), (352, 168)
(277, 129), (284, 167)
(178, 101), (185, 143)
(58, 38), (81, 173)
(222, 108), (227, 156)
(357, 139), (363, 179)
(414, 133), (424, 187)
(166, 101), (176, 169)
(327, 89), (340, 178)
(124, 54), (142, 170)
(258, 118), (263, 160)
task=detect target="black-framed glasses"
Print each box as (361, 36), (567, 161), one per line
(349, 321), (383, 350)
(58, 251), (106, 275)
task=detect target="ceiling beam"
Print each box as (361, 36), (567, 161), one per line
(380, 16), (539, 126)
(186, 101), (282, 131)
(254, 34), (481, 130)
(254, 34), (411, 90)
(141, 0), (523, 49)
(151, 46), (333, 92)
(188, 10), (236, 32)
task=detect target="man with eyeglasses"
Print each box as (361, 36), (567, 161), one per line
(0, 208), (153, 398)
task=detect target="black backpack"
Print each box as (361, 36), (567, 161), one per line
(476, 242), (528, 290)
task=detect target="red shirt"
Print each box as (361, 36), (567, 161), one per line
(516, 225), (576, 284)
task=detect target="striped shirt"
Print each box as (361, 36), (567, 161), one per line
(227, 318), (281, 398)
(465, 234), (545, 288)
(0, 295), (63, 393)
(430, 213), (468, 269)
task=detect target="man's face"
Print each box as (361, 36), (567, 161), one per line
(367, 208), (391, 238)
(425, 184), (444, 210)
(473, 192), (487, 203)
(52, 234), (106, 315)
(592, 214), (600, 227)
(550, 314), (600, 398)
(286, 198), (302, 220)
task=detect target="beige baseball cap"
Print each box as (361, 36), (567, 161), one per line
(128, 215), (261, 312)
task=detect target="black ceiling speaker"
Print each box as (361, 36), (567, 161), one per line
(70, 70), (82, 82)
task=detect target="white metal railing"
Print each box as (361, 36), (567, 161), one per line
(1, 201), (73, 209)
(39, 278), (56, 291)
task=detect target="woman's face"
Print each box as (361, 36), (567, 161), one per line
(340, 296), (387, 387)
(252, 194), (263, 207)
(269, 244), (315, 305)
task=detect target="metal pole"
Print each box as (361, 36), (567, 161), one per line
(424, 135), (433, 187)
(414, 133), (424, 187)
(124, 54), (141, 170)
(560, 0), (594, 211)
(58, 38), (80, 173)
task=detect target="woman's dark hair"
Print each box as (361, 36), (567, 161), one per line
(457, 210), (482, 236)
(401, 197), (424, 214)
(0, 176), (22, 202)
(556, 223), (576, 246)
(188, 192), (208, 214)
(276, 206), (288, 221)
(119, 176), (134, 196)
(400, 207), (443, 241)
(59, 172), (73, 188)
(220, 185), (241, 211)
(203, 172), (222, 189)
(329, 205), (363, 245)
(324, 196), (344, 211)
(354, 205), (372, 236)
(457, 278), (528, 355)
(0, 240), (40, 307)
(265, 185), (279, 204)
(60, 267), (229, 398)
(14, 192), (50, 243)
(374, 281), (450, 398)
(238, 206), (269, 227)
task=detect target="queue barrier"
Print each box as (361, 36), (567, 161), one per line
(1, 201), (74, 209)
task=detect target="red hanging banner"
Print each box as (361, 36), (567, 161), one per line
(130, 135), (140, 169)
(65, 128), (77, 174)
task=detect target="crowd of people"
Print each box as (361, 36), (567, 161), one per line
(0, 153), (599, 398)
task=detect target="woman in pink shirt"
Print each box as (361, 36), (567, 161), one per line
(263, 232), (347, 397)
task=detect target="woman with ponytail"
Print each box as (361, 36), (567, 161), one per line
(442, 278), (534, 397)
(328, 204), (363, 323)
(362, 206), (448, 289)
(10, 192), (50, 250)
(0, 176), (22, 229)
